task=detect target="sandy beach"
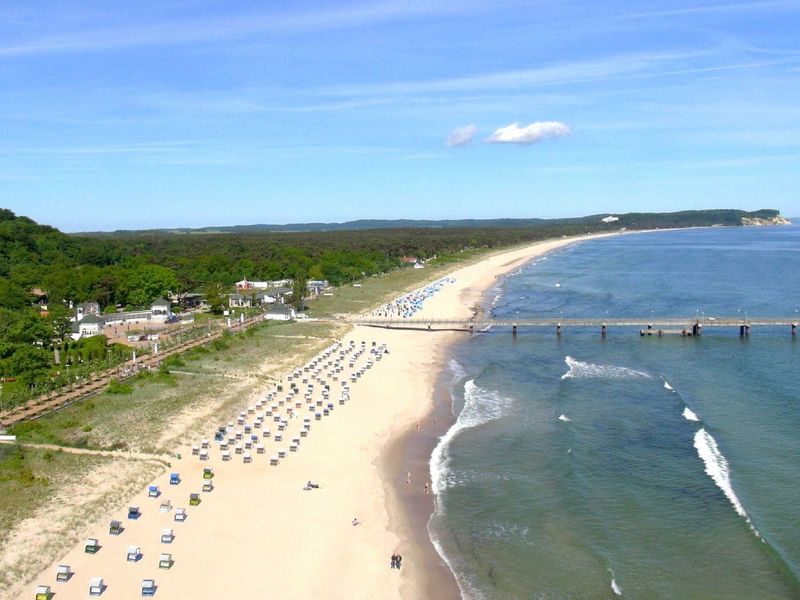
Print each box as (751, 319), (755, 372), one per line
(16, 233), (608, 600)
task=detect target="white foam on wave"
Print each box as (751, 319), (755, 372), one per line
(693, 428), (760, 536)
(608, 568), (622, 596)
(558, 414), (571, 422)
(429, 380), (514, 600)
(682, 407), (700, 422)
(663, 380), (674, 391)
(561, 356), (651, 380)
(431, 380), (514, 495)
(611, 579), (622, 596)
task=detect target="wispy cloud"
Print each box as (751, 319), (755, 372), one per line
(614, 0), (800, 20)
(446, 124), (477, 147)
(0, 1), (488, 57)
(486, 121), (571, 145)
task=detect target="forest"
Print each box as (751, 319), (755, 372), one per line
(0, 207), (785, 403)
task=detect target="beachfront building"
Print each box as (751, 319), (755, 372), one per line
(150, 298), (173, 321)
(71, 314), (103, 339)
(265, 304), (296, 321)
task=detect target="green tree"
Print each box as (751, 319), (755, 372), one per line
(291, 267), (307, 310)
(204, 283), (226, 315)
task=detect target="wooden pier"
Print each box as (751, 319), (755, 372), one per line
(352, 317), (800, 337)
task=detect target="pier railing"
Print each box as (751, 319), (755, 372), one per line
(351, 316), (799, 336)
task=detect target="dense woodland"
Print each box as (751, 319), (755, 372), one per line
(0, 207), (784, 400)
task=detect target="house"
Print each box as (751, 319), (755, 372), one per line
(151, 298), (173, 322)
(75, 301), (101, 321)
(71, 314), (103, 339)
(601, 215), (620, 223)
(265, 304), (296, 321)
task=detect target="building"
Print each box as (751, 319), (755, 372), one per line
(306, 280), (330, 296)
(75, 301), (101, 321)
(150, 298), (173, 321)
(70, 314), (103, 339)
(265, 304), (296, 321)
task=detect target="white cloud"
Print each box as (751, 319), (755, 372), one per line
(486, 121), (571, 145)
(446, 124), (477, 147)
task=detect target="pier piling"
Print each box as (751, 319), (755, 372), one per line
(601, 323), (607, 337)
(512, 323), (517, 336)
(556, 323), (562, 336)
(793, 323), (797, 336)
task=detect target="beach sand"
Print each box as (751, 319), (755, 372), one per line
(16, 233), (608, 600)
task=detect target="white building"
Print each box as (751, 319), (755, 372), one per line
(265, 305), (296, 321)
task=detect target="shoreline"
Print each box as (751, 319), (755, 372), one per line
(380, 231), (625, 599)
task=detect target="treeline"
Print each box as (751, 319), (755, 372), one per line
(0, 206), (785, 395)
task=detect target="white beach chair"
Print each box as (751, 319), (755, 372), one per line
(199, 449), (209, 461)
(174, 508), (187, 522)
(88, 577), (104, 596)
(243, 452), (252, 463)
(159, 553), (173, 569)
(126, 545), (141, 562)
(159, 499), (172, 513)
(270, 455), (279, 466)
(221, 450), (231, 461)
(84, 538), (99, 554)
(161, 528), (174, 543)
(256, 443), (265, 454)
(55, 564), (72, 582)
(277, 448), (287, 458)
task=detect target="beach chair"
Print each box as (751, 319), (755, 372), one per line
(161, 528), (174, 543)
(55, 564), (72, 582)
(35, 585), (51, 600)
(148, 485), (160, 498)
(300, 428), (308, 437)
(174, 508), (187, 522)
(270, 455), (279, 466)
(221, 450), (231, 461)
(242, 452), (252, 464)
(244, 424), (252, 434)
(191, 445), (199, 455)
(199, 449), (209, 461)
(159, 499), (172, 513)
(235, 444), (243, 454)
(169, 472), (180, 485)
(128, 505), (140, 520)
(244, 440), (252, 450)
(88, 577), (104, 596)
(315, 412), (322, 421)
(277, 448), (286, 458)
(256, 443), (265, 454)
(201, 439), (209, 448)
(203, 467), (214, 479)
(235, 430), (243, 439)
(289, 442), (298, 452)
(189, 493), (200, 506)
(159, 553), (173, 569)
(84, 538), (100, 554)
(323, 408), (330, 416)
(109, 519), (123, 535)
(126, 545), (141, 562)
(141, 578), (156, 597)
(202, 480), (214, 492)
(274, 433), (282, 442)
(220, 442), (229, 451)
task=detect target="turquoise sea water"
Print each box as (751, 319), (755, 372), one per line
(430, 226), (800, 599)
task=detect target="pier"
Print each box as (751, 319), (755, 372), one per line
(352, 317), (800, 337)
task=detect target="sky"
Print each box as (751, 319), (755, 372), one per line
(2, 0), (800, 231)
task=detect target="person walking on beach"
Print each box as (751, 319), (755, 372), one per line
(406, 471), (411, 484)
(390, 553), (397, 569)
(423, 482), (429, 495)
(396, 554), (402, 569)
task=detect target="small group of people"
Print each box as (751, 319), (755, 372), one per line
(390, 552), (403, 569)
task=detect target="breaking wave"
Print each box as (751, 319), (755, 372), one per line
(683, 407), (700, 422)
(429, 380), (515, 600)
(663, 380), (674, 391)
(431, 380), (514, 494)
(693, 428), (759, 536)
(558, 414), (571, 422)
(561, 356), (651, 380)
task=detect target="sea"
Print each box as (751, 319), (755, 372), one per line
(429, 225), (800, 600)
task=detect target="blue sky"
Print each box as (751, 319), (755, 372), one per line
(2, 1), (799, 231)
